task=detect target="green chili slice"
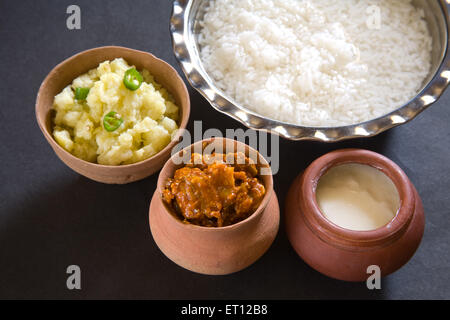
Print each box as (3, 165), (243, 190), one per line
(103, 111), (123, 132)
(74, 87), (90, 100)
(123, 68), (143, 91)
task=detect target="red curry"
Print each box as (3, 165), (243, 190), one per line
(162, 153), (266, 227)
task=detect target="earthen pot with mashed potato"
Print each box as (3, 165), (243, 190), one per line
(36, 46), (190, 184)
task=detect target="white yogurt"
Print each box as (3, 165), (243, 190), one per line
(316, 163), (400, 231)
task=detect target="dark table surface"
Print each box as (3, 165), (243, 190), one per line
(0, 0), (449, 300)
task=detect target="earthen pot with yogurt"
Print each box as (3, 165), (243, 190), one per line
(285, 149), (425, 282)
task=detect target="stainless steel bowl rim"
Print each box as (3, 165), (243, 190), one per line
(171, 0), (450, 142)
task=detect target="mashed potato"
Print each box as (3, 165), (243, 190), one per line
(52, 58), (179, 165)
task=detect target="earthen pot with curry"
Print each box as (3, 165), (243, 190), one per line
(149, 138), (280, 275)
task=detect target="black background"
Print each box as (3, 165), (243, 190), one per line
(0, 0), (449, 299)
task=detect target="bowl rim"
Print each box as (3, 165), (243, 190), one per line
(299, 149), (415, 248)
(155, 137), (274, 232)
(35, 45), (191, 169)
(171, 0), (450, 142)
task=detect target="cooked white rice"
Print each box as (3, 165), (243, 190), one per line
(198, 0), (432, 127)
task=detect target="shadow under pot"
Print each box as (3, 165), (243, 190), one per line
(285, 149), (425, 282)
(149, 137), (280, 275)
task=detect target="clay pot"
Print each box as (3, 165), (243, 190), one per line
(285, 149), (425, 282)
(149, 137), (280, 275)
(35, 46), (190, 184)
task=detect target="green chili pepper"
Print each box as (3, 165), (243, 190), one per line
(123, 68), (143, 91)
(103, 111), (123, 132)
(74, 87), (90, 100)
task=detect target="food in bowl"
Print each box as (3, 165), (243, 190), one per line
(52, 58), (179, 165)
(315, 163), (400, 231)
(162, 152), (266, 227)
(198, 0), (432, 127)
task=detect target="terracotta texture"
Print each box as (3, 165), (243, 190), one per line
(35, 46), (190, 184)
(285, 149), (425, 282)
(149, 138), (280, 275)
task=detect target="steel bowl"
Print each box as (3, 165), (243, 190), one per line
(170, 0), (450, 141)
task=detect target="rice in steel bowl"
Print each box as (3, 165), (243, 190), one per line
(198, 0), (432, 127)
